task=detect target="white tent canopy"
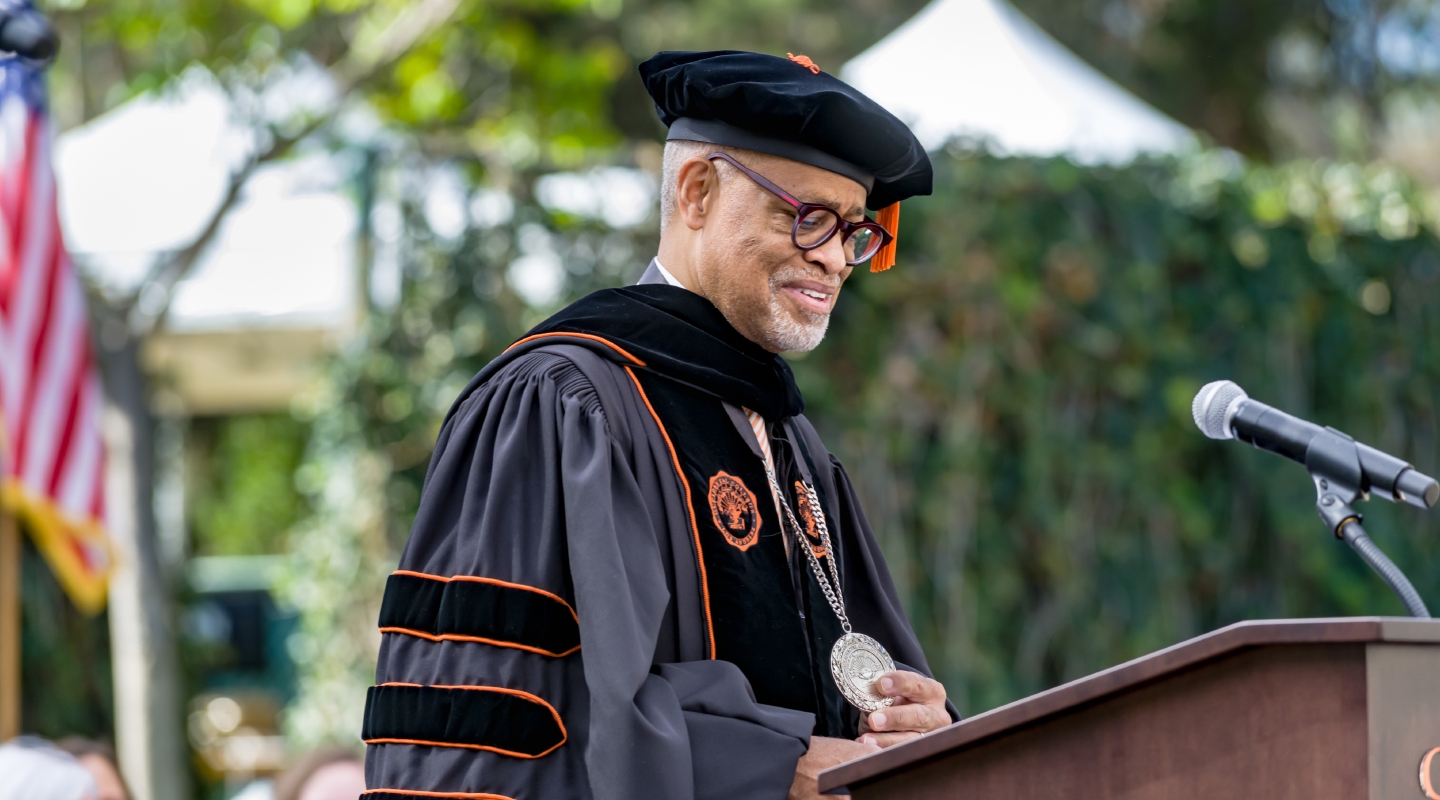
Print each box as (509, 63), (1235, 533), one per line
(842, 0), (1195, 162)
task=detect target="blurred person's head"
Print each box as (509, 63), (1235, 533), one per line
(55, 738), (130, 800)
(657, 141), (865, 354)
(0, 737), (99, 800)
(273, 746), (365, 800)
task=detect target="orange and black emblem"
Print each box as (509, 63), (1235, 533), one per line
(708, 471), (761, 551)
(793, 481), (826, 558)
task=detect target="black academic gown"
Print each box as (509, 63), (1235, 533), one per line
(363, 261), (952, 800)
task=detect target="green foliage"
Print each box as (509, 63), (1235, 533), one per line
(19, 537), (113, 740)
(187, 415), (308, 557)
(45, 0), (928, 174)
(797, 148), (1440, 712)
(275, 391), (390, 747)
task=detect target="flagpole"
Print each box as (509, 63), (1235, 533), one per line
(0, 506), (19, 741)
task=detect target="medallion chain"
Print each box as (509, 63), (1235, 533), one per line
(761, 465), (851, 634)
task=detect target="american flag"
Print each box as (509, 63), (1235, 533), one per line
(0, 43), (111, 614)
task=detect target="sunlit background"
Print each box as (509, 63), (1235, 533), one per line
(13, 0), (1440, 797)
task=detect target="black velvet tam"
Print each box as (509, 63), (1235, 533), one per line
(639, 50), (932, 210)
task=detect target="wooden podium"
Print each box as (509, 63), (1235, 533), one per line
(820, 618), (1440, 800)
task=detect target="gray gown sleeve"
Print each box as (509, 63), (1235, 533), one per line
(366, 351), (811, 800)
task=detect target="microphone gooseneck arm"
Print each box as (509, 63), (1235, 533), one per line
(1338, 519), (1430, 618)
(1305, 421), (1431, 618)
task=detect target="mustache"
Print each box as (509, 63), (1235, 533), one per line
(768, 267), (842, 291)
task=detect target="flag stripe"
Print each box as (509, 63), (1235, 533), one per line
(22, 255), (81, 488)
(8, 119), (45, 313)
(87, 444), (104, 520)
(0, 99), (28, 230)
(44, 318), (89, 497)
(1, 114), (37, 259)
(56, 374), (100, 511)
(12, 225), (62, 480)
(6, 134), (55, 423)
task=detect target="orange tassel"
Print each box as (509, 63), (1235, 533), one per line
(870, 202), (900, 272)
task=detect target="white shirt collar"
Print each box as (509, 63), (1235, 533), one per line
(654, 259), (685, 289)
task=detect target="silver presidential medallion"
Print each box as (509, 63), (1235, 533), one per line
(759, 464), (896, 713)
(830, 632), (896, 713)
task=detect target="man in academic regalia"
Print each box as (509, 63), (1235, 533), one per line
(362, 50), (957, 800)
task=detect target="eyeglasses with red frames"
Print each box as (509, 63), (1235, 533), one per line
(706, 153), (892, 266)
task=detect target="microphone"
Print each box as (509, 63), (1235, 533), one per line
(1192, 380), (1439, 510)
(0, 8), (57, 61)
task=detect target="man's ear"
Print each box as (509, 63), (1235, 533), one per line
(674, 157), (717, 231)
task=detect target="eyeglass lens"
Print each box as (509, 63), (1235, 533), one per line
(794, 207), (883, 265)
(794, 207), (839, 247)
(845, 227), (879, 264)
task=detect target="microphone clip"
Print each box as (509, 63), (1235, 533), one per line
(1306, 429), (1430, 618)
(1305, 427), (1366, 536)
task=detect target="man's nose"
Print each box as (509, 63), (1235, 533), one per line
(804, 232), (849, 275)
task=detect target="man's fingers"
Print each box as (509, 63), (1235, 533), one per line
(866, 701), (947, 733)
(857, 731), (920, 749)
(876, 670), (946, 703)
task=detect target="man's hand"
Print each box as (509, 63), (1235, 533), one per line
(857, 671), (950, 748)
(789, 736), (879, 800)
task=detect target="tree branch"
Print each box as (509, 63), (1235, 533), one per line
(124, 0), (467, 336)
(334, 0), (464, 93)
(125, 113), (329, 335)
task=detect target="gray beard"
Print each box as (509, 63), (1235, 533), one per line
(757, 268), (832, 352)
(701, 243), (835, 353)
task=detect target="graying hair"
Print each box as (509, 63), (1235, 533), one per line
(659, 139), (737, 233)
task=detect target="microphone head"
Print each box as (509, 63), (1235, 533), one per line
(1192, 380), (1248, 440)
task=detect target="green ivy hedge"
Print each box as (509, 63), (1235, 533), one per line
(797, 149), (1440, 713)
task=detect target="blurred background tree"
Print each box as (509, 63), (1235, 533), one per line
(187, 416), (307, 558)
(1010, 0), (1440, 173)
(26, 0), (1440, 795)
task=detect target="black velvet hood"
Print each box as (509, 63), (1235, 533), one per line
(523, 285), (805, 421)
